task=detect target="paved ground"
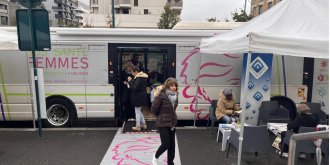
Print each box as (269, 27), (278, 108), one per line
(0, 127), (328, 165)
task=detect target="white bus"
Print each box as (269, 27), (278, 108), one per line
(0, 27), (310, 127)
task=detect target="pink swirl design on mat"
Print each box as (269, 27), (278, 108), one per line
(112, 136), (165, 165)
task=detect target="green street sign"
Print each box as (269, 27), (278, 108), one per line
(17, 0), (42, 8)
(16, 9), (51, 51)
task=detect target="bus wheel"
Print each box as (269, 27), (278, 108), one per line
(45, 97), (75, 127)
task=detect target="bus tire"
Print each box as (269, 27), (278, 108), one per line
(45, 97), (76, 127)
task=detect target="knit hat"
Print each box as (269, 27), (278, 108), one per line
(223, 88), (232, 96)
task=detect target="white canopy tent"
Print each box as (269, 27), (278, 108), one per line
(0, 30), (18, 50)
(200, 0), (328, 164)
(200, 0), (328, 59)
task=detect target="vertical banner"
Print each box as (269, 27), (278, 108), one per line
(240, 53), (273, 125)
(312, 59), (329, 113)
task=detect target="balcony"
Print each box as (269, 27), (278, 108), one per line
(54, 0), (66, 4)
(115, 0), (131, 9)
(167, 1), (182, 11)
(0, 8), (8, 14)
(52, 6), (65, 11)
(55, 13), (64, 18)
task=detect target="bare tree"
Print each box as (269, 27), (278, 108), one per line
(104, 9), (113, 28)
(84, 17), (94, 28)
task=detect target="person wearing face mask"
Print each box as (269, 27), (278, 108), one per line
(151, 78), (178, 165)
(215, 88), (241, 124)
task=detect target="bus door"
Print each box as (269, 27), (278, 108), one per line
(108, 44), (175, 122)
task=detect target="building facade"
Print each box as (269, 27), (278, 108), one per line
(86, 0), (182, 28)
(0, 0), (9, 26)
(250, 0), (282, 17)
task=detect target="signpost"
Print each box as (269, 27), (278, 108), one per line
(16, 0), (50, 137)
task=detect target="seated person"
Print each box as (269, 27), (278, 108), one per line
(215, 88), (241, 124)
(280, 103), (320, 155)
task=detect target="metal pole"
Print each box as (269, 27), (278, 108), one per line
(112, 0), (115, 28)
(244, 0), (247, 13)
(288, 131), (329, 165)
(28, 0), (42, 137)
(237, 52), (251, 165)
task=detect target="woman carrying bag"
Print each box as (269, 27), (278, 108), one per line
(151, 78), (178, 165)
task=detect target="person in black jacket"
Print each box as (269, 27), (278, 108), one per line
(280, 103), (320, 154)
(127, 66), (148, 131)
(151, 78), (178, 165)
(121, 62), (134, 121)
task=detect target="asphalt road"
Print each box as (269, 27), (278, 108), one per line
(0, 128), (328, 165)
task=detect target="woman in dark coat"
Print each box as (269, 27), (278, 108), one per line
(280, 104), (319, 155)
(121, 62), (134, 121)
(127, 66), (148, 131)
(151, 78), (178, 165)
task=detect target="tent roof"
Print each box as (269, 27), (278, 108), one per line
(200, 0), (329, 59)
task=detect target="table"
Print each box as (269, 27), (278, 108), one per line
(267, 123), (287, 135)
(267, 123), (329, 136)
(217, 124), (237, 151)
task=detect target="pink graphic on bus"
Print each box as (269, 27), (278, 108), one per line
(180, 48), (240, 120)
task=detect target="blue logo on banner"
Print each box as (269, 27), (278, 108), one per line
(252, 60), (264, 73)
(246, 102), (251, 109)
(248, 82), (254, 90)
(263, 85), (269, 92)
(250, 57), (269, 79)
(253, 91), (263, 101)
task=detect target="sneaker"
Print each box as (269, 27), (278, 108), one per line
(132, 126), (141, 131)
(152, 155), (158, 165)
(281, 152), (288, 158)
(298, 153), (306, 159)
(141, 123), (147, 130)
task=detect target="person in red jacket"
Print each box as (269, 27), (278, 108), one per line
(151, 77), (178, 165)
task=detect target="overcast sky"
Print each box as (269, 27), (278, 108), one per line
(181, 0), (251, 22)
(79, 0), (251, 22)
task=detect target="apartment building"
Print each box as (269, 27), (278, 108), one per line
(0, 0), (9, 26)
(250, 0), (282, 17)
(43, 0), (80, 27)
(86, 0), (182, 28)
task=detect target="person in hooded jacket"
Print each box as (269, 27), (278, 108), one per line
(215, 88), (241, 124)
(127, 66), (149, 131)
(151, 77), (178, 165)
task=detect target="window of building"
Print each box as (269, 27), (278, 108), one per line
(144, 9), (148, 15)
(122, 9), (129, 14)
(258, 5), (263, 15)
(167, 0), (171, 3)
(1, 16), (8, 25)
(134, 0), (138, 6)
(0, 4), (7, 10)
(268, 2), (272, 9)
(115, 8), (120, 14)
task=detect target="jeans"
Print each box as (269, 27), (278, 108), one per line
(219, 115), (231, 124)
(156, 127), (176, 165)
(135, 107), (145, 126)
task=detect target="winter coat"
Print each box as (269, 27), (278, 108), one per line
(121, 69), (133, 103)
(215, 90), (240, 120)
(151, 91), (178, 128)
(287, 113), (320, 133)
(128, 72), (148, 107)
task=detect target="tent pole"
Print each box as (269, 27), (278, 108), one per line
(281, 56), (287, 96)
(237, 52), (251, 165)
